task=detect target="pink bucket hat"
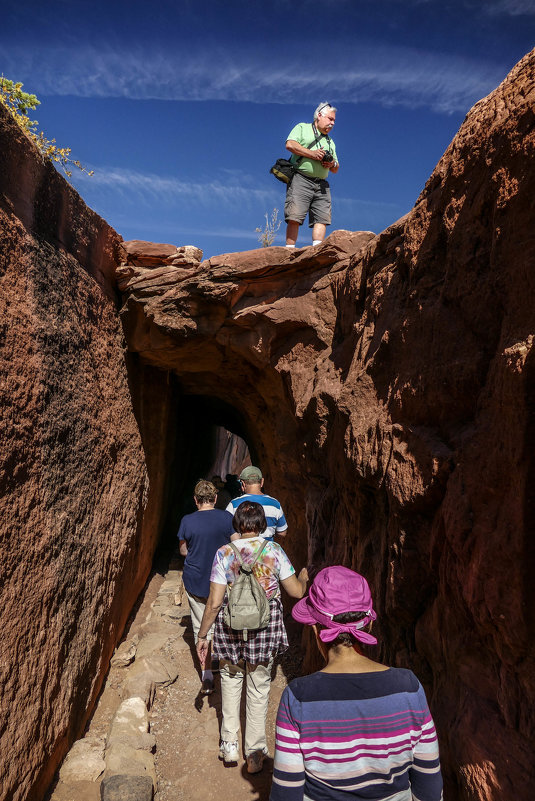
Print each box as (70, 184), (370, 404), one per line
(292, 565), (378, 645)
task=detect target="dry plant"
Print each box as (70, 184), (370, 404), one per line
(255, 207), (282, 247)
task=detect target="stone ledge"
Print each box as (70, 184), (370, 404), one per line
(49, 572), (184, 800)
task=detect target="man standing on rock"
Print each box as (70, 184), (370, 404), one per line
(226, 466), (288, 541)
(284, 102), (339, 249)
(178, 479), (234, 694)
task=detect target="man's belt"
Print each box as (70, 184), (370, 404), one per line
(295, 170), (329, 186)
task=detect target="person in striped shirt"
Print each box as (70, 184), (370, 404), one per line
(270, 566), (443, 801)
(226, 465), (288, 542)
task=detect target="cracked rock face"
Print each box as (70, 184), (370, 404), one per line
(117, 51), (535, 800)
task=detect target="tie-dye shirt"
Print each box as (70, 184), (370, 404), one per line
(210, 536), (295, 599)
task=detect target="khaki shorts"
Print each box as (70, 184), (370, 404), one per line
(186, 589), (215, 643)
(284, 172), (332, 227)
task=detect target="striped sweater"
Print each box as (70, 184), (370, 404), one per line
(270, 668), (443, 801)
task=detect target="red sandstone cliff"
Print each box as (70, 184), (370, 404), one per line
(0, 105), (175, 800)
(117, 50), (535, 800)
(1, 47), (534, 801)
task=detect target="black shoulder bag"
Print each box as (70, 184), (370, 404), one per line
(270, 125), (331, 184)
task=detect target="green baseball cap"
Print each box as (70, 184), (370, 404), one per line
(239, 466), (263, 481)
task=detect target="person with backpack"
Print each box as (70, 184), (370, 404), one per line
(284, 102), (339, 249)
(196, 501), (308, 775)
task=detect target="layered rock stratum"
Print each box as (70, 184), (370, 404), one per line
(1, 47), (534, 801)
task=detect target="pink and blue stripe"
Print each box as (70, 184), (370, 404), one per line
(270, 668), (443, 801)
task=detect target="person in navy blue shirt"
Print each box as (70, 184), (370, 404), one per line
(179, 479), (234, 694)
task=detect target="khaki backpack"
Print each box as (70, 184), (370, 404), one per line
(223, 541), (270, 641)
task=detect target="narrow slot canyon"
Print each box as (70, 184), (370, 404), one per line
(1, 48), (535, 801)
(148, 393), (256, 556)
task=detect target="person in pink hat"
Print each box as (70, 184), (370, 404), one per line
(270, 566), (443, 801)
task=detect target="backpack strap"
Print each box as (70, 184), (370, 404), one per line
(229, 541), (245, 569)
(229, 540), (269, 574)
(251, 539), (269, 567)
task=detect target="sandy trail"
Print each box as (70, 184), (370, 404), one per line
(149, 557), (304, 801)
(46, 553), (304, 801)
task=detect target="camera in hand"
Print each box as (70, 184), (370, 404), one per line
(322, 152), (334, 163)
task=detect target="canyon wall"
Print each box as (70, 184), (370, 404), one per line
(1, 47), (534, 801)
(118, 50), (535, 800)
(0, 106), (177, 800)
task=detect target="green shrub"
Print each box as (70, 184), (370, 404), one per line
(0, 76), (93, 178)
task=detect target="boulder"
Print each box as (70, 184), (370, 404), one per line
(104, 698), (156, 787)
(58, 737), (106, 783)
(110, 636), (139, 668)
(122, 240), (178, 266)
(108, 697), (149, 739)
(100, 774), (153, 801)
(166, 244), (203, 265)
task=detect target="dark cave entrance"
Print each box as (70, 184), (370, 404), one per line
(131, 359), (307, 570)
(157, 393), (253, 552)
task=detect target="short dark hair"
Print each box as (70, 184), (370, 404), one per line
(332, 611), (368, 624)
(233, 501), (267, 536)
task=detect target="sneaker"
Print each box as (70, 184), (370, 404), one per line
(201, 677), (214, 695)
(246, 749), (265, 774)
(219, 740), (239, 764)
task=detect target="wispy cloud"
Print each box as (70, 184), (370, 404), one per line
(484, 0), (535, 14)
(72, 165), (401, 234)
(99, 213), (272, 248)
(73, 168), (283, 248)
(303, 0), (535, 12)
(123, 220), (264, 242)
(71, 166), (280, 208)
(357, 0), (535, 10)
(0, 41), (507, 114)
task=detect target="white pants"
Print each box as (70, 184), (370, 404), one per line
(185, 589), (214, 643)
(219, 657), (273, 755)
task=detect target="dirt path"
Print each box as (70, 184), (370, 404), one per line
(150, 560), (304, 801)
(47, 552), (304, 801)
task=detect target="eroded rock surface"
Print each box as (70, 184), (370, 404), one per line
(1, 42), (534, 801)
(0, 105), (163, 801)
(117, 51), (535, 800)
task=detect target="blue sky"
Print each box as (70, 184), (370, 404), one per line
(2, 0), (534, 258)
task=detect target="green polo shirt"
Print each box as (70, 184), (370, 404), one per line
(287, 122), (338, 179)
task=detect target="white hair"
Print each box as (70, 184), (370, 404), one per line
(314, 102), (337, 120)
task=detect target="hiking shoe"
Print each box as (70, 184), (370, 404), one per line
(201, 677), (214, 695)
(246, 749), (265, 774)
(219, 740), (239, 764)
